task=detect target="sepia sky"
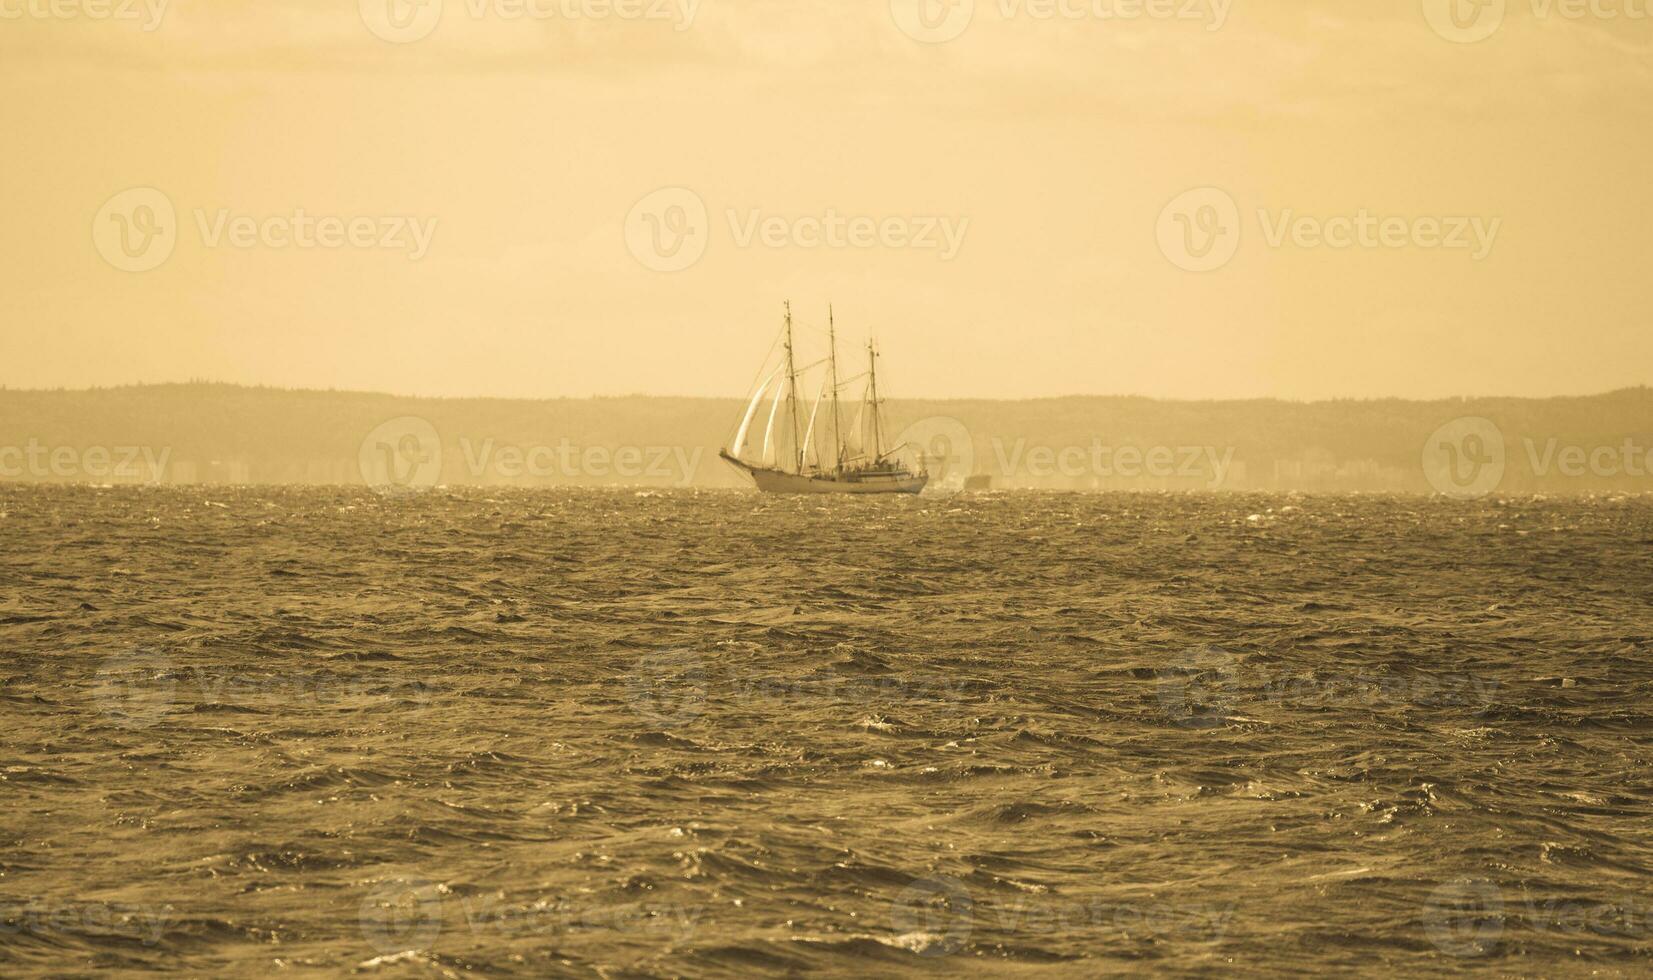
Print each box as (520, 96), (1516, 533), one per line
(2, 1), (1650, 401)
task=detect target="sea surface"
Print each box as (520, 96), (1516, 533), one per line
(2, 486), (1652, 977)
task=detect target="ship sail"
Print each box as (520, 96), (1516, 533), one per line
(732, 366), (782, 460)
(801, 376), (829, 470)
(761, 383), (786, 467)
(845, 380), (868, 460)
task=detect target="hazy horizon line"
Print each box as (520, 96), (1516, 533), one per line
(3, 379), (1650, 407)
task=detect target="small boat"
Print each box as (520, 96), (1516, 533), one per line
(720, 303), (928, 495)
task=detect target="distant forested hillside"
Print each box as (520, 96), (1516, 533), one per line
(2, 383), (1650, 493)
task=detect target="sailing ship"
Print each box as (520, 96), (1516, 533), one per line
(720, 303), (928, 494)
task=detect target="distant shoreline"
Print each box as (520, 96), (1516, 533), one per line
(2, 384), (1650, 494)
(2, 380), (1647, 406)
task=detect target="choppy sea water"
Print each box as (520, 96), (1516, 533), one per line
(2, 486), (1652, 977)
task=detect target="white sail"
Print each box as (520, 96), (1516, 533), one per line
(844, 380), (868, 459)
(761, 383), (787, 467)
(800, 375), (829, 469)
(733, 367), (782, 459)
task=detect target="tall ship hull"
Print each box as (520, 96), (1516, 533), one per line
(719, 452), (927, 495)
(721, 303), (928, 496)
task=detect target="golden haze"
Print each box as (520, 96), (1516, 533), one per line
(1, 0), (1649, 400)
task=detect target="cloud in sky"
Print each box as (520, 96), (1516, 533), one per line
(4, 1), (1647, 114)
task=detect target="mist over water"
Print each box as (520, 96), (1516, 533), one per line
(3, 487), (1651, 976)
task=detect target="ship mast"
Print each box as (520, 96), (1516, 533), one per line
(867, 338), (884, 462)
(827, 305), (843, 473)
(784, 302), (803, 473)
